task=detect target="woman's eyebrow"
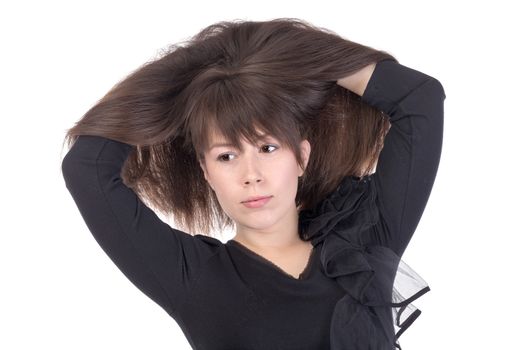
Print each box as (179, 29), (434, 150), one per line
(209, 142), (235, 150)
(209, 134), (274, 150)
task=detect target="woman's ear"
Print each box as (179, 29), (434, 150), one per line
(199, 159), (209, 182)
(299, 139), (311, 177)
(199, 159), (215, 191)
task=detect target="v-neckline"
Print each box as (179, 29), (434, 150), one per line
(227, 239), (317, 281)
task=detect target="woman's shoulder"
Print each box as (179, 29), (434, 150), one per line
(194, 234), (224, 247)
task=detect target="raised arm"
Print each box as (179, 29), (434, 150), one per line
(341, 59), (446, 257)
(61, 135), (221, 317)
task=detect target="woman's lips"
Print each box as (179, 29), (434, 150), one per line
(242, 196), (272, 208)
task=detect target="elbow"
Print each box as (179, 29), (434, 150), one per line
(61, 153), (76, 191)
(429, 77), (447, 100)
(61, 145), (85, 191)
(420, 77), (446, 125)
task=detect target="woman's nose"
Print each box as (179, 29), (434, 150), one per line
(241, 153), (263, 185)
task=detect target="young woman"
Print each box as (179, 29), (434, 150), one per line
(62, 18), (445, 350)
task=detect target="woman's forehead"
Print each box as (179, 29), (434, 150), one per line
(208, 126), (272, 143)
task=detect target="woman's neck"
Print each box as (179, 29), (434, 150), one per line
(233, 206), (306, 252)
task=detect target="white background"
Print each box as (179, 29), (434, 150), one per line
(1, 0), (523, 349)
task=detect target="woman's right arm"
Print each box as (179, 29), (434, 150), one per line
(360, 59), (446, 258)
(61, 135), (221, 317)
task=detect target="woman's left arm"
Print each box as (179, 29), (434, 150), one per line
(336, 62), (377, 97)
(339, 59), (446, 257)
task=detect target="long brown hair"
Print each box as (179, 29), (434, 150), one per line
(62, 18), (396, 238)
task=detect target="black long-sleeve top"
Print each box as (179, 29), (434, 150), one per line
(62, 59), (445, 350)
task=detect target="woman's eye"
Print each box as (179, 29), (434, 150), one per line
(261, 144), (278, 153)
(217, 153), (234, 162)
(216, 144), (278, 162)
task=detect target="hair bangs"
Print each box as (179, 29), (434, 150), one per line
(186, 74), (302, 162)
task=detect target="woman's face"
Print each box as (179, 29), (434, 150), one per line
(199, 130), (311, 234)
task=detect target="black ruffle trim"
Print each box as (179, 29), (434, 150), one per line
(299, 174), (430, 350)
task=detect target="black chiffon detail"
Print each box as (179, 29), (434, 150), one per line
(299, 173), (430, 350)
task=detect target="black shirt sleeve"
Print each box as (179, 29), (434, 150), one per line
(61, 135), (221, 317)
(361, 59), (446, 257)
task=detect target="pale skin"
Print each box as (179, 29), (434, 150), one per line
(198, 62), (377, 278)
(336, 62), (377, 97)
